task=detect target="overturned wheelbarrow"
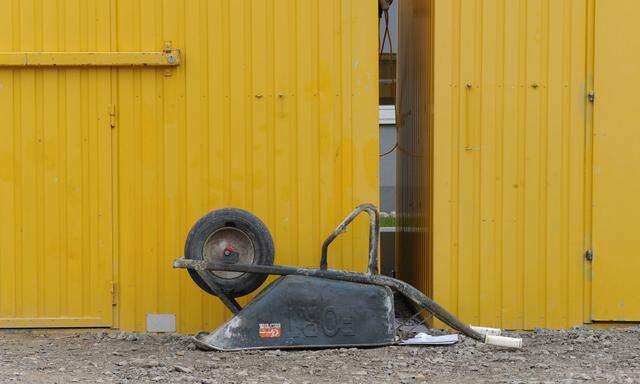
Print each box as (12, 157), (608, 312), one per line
(173, 204), (522, 351)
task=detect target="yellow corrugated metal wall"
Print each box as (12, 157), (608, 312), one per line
(591, 0), (640, 321)
(0, 0), (378, 333)
(399, 0), (592, 329)
(114, 0), (378, 333)
(0, 0), (114, 328)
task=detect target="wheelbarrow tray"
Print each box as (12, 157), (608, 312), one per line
(193, 275), (395, 351)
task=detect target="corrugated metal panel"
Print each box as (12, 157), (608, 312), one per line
(0, 0), (378, 333)
(0, 0), (114, 327)
(396, 0), (433, 298)
(399, 0), (590, 329)
(113, 0), (378, 333)
(591, 0), (640, 321)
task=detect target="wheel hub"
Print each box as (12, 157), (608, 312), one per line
(203, 227), (255, 279)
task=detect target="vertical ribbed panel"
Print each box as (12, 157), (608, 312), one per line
(591, 0), (640, 321)
(399, 0), (589, 329)
(0, 0), (114, 327)
(396, 0), (433, 298)
(0, 0), (377, 332)
(113, 0), (378, 332)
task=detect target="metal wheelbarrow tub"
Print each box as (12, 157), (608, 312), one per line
(193, 275), (395, 351)
(174, 204), (522, 350)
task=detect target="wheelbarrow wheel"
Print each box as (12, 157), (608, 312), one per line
(184, 208), (275, 298)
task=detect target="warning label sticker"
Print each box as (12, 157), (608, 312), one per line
(259, 323), (282, 338)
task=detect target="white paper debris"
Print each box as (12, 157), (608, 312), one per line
(400, 333), (459, 346)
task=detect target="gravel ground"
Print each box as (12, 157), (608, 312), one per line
(1, 327), (640, 383)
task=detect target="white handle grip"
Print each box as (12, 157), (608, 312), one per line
(484, 335), (523, 349)
(470, 326), (502, 336)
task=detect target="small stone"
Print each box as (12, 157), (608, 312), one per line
(174, 365), (193, 374)
(131, 358), (160, 368)
(353, 370), (367, 375)
(126, 334), (139, 342)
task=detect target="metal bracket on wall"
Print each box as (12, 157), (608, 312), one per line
(0, 49), (181, 67)
(109, 104), (117, 129)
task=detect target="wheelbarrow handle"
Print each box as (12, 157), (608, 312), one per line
(174, 258), (487, 344)
(320, 204), (380, 274)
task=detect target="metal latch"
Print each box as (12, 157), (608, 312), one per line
(109, 104), (117, 128)
(587, 91), (595, 103)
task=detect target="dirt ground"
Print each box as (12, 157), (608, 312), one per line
(1, 327), (640, 383)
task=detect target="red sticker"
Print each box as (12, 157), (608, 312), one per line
(259, 323), (281, 338)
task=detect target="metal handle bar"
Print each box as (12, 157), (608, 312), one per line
(173, 258), (486, 343)
(320, 204), (380, 274)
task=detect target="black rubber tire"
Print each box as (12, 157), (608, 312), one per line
(184, 208), (275, 298)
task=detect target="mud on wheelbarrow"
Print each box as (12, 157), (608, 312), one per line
(173, 204), (522, 351)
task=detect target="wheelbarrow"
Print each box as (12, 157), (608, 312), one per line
(173, 204), (522, 351)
